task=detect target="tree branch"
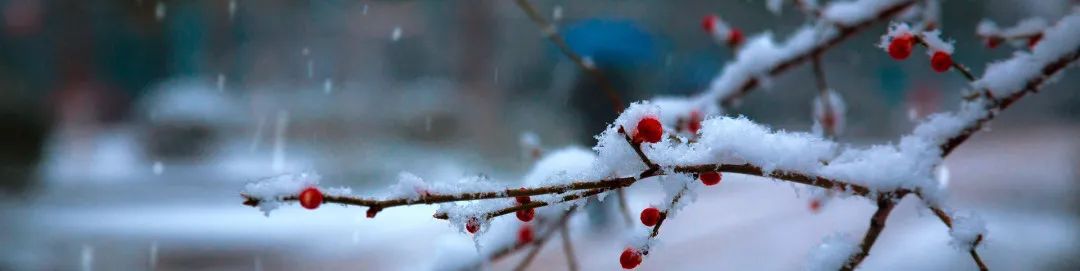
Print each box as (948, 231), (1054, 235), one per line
(939, 44), (1080, 156)
(513, 0), (624, 113)
(559, 219), (580, 271)
(841, 194), (900, 271)
(719, 0), (916, 107)
(912, 35), (977, 82)
(927, 205), (989, 271)
(513, 207), (577, 271)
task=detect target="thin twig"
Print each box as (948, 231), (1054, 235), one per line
(433, 188), (608, 220)
(841, 195), (900, 270)
(513, 207), (578, 271)
(514, 0), (624, 113)
(559, 219), (580, 271)
(616, 188), (635, 227)
(913, 35), (977, 82)
(811, 53), (837, 138)
(928, 205), (989, 271)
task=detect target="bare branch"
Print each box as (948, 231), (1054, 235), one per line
(514, 0), (624, 113)
(841, 195), (900, 271)
(559, 219), (580, 271)
(513, 207), (578, 271)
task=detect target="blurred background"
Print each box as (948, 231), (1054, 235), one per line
(0, 0), (1078, 270)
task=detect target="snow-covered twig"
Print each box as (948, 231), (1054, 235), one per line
(977, 17), (1048, 49)
(927, 206), (988, 271)
(239, 4), (1080, 271)
(706, 0), (917, 107)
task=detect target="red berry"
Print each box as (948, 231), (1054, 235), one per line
(633, 117), (663, 144)
(366, 208), (379, 218)
(930, 51), (952, 73)
(518, 225), (534, 244)
(701, 15), (718, 32)
(728, 28), (743, 47)
(516, 208), (535, 222)
(700, 171), (722, 186)
(465, 218), (481, 234)
(809, 199), (822, 213)
(620, 247), (642, 269)
(986, 36), (1003, 49)
(1028, 33), (1043, 49)
(298, 187), (323, 210)
(639, 207), (661, 227)
(687, 111), (703, 134)
(887, 34), (913, 60)
(516, 195), (531, 204)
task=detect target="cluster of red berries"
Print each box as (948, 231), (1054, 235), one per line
(887, 34), (952, 73)
(515, 195), (535, 244)
(701, 14), (743, 47)
(626, 172), (721, 269)
(515, 195), (535, 222)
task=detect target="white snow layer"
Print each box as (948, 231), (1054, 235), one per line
(805, 233), (859, 271)
(974, 14), (1080, 98)
(822, 0), (909, 26)
(949, 211), (988, 250)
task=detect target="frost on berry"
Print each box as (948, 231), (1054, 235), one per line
(299, 187), (323, 210)
(879, 22), (913, 60)
(465, 218), (481, 234)
(633, 117), (664, 144)
(887, 34), (913, 60)
(517, 224), (534, 244)
(699, 171), (721, 186)
(619, 247), (643, 269)
(639, 207), (661, 227)
(930, 51), (952, 72)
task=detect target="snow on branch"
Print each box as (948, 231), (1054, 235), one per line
(699, 0), (916, 108)
(237, 3), (1080, 271)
